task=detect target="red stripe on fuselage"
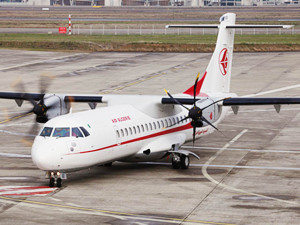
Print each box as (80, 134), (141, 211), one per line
(67, 123), (204, 155)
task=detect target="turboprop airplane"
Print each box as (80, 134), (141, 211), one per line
(0, 13), (298, 188)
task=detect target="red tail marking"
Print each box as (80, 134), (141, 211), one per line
(183, 72), (207, 96)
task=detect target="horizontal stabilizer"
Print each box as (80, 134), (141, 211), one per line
(166, 25), (293, 29)
(166, 25), (218, 29)
(226, 25), (293, 29)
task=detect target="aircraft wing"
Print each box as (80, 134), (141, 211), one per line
(222, 97), (300, 106)
(0, 92), (44, 101)
(162, 97), (300, 106)
(0, 92), (103, 103)
(162, 96), (300, 114)
(64, 95), (103, 103)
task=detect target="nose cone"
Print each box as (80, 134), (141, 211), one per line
(32, 138), (60, 171)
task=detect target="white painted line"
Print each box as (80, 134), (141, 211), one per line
(0, 177), (30, 180)
(182, 146), (300, 154)
(192, 164), (300, 171)
(201, 129), (300, 206)
(0, 152), (31, 158)
(0, 186), (57, 196)
(243, 84), (300, 97)
(0, 129), (34, 137)
(137, 162), (300, 171)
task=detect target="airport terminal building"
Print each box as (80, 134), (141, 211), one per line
(1, 0), (299, 6)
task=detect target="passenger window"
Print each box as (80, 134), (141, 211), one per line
(121, 129), (124, 137)
(169, 118), (172, 126)
(133, 126), (137, 134)
(80, 127), (90, 137)
(161, 120), (164, 128)
(116, 130), (120, 138)
(129, 127), (132, 135)
(149, 123), (153, 130)
(40, 127), (53, 137)
(125, 128), (128, 136)
(137, 126), (140, 133)
(141, 125), (144, 132)
(176, 117), (179, 123)
(72, 127), (84, 137)
(153, 122), (156, 130)
(164, 119), (168, 127)
(157, 121), (160, 129)
(53, 128), (70, 137)
(145, 124), (148, 132)
(172, 117), (175, 124)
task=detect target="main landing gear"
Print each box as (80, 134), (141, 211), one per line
(46, 171), (66, 188)
(172, 154), (190, 170)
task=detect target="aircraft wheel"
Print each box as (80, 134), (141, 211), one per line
(172, 157), (181, 169)
(57, 178), (62, 188)
(180, 155), (190, 170)
(49, 178), (55, 187)
(104, 162), (113, 167)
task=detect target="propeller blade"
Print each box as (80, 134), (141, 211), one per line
(40, 73), (54, 94)
(201, 116), (225, 136)
(12, 78), (37, 107)
(21, 122), (39, 146)
(164, 89), (190, 111)
(0, 110), (33, 125)
(192, 126), (196, 144)
(193, 72), (200, 106)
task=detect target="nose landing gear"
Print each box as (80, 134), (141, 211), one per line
(46, 171), (66, 188)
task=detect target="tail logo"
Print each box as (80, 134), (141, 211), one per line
(219, 48), (229, 76)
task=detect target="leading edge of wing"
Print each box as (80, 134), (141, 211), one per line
(0, 92), (43, 101)
(162, 97), (300, 106)
(64, 95), (103, 103)
(222, 97), (300, 106)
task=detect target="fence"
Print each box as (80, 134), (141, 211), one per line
(1, 25), (299, 35)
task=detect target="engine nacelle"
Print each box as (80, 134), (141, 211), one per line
(36, 94), (71, 123)
(195, 98), (222, 124)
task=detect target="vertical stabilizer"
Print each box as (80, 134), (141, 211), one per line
(167, 13), (292, 95)
(201, 13), (236, 94)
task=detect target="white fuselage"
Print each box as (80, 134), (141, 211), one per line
(31, 95), (231, 173)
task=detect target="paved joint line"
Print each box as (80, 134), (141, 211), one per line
(98, 56), (204, 95)
(0, 53), (87, 71)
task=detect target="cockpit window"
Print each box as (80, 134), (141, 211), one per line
(72, 127), (83, 138)
(53, 128), (70, 137)
(40, 127), (53, 137)
(80, 127), (90, 137)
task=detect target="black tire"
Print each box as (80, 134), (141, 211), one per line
(180, 155), (190, 170)
(56, 178), (62, 188)
(172, 157), (181, 169)
(49, 178), (55, 187)
(104, 162), (113, 167)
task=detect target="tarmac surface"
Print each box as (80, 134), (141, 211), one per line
(0, 50), (299, 224)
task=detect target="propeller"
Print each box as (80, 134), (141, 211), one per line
(11, 74), (55, 123)
(0, 75), (55, 146)
(164, 73), (226, 144)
